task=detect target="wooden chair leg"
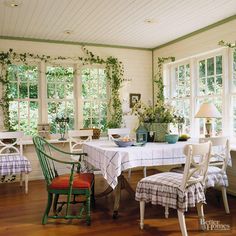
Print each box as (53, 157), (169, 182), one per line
(42, 192), (53, 225)
(53, 194), (59, 214)
(86, 193), (91, 226)
(165, 206), (169, 218)
(143, 167), (147, 177)
(140, 201), (145, 230)
(222, 187), (230, 214)
(196, 202), (205, 230)
(20, 172), (23, 187)
(128, 169), (132, 180)
(177, 210), (188, 236)
(25, 173), (28, 194)
(91, 181), (95, 208)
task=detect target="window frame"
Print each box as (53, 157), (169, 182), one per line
(79, 64), (108, 133)
(7, 62), (40, 136)
(45, 63), (76, 134)
(164, 47), (231, 139)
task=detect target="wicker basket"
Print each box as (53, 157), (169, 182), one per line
(92, 128), (101, 139)
(80, 128), (101, 139)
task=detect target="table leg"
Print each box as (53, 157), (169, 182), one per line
(113, 176), (122, 219)
(95, 185), (113, 198)
(113, 174), (135, 219)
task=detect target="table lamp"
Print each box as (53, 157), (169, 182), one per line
(195, 102), (221, 137)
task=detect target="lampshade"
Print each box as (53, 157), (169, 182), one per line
(195, 102), (221, 118)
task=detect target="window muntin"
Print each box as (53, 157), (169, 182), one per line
(46, 66), (74, 134)
(81, 68), (107, 132)
(7, 64), (39, 135)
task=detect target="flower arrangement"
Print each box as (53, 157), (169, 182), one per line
(132, 100), (184, 124)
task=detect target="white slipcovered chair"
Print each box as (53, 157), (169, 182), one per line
(171, 136), (230, 214)
(199, 136), (230, 214)
(68, 130), (93, 172)
(135, 141), (212, 236)
(108, 128), (147, 178)
(0, 131), (31, 193)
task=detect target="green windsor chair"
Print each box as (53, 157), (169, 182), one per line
(33, 136), (94, 225)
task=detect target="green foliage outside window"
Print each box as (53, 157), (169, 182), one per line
(7, 64), (39, 135)
(46, 66), (74, 134)
(82, 68), (107, 131)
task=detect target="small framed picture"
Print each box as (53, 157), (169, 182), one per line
(129, 93), (141, 108)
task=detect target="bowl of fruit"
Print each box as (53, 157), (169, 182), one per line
(113, 137), (134, 147)
(178, 134), (190, 141)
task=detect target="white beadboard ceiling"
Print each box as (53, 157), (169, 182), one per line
(0, 0), (236, 49)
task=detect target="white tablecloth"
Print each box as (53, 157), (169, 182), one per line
(82, 140), (189, 189)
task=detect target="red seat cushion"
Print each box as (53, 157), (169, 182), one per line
(49, 173), (94, 190)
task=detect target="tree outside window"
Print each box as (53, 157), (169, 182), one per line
(7, 64), (39, 135)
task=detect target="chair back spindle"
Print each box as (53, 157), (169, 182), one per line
(181, 141), (212, 190)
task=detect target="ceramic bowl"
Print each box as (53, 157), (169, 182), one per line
(114, 139), (134, 147)
(165, 134), (179, 144)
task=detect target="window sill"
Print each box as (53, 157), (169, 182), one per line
(21, 138), (69, 145)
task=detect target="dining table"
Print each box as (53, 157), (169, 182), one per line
(79, 139), (190, 218)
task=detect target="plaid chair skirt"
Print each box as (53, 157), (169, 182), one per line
(171, 166), (228, 189)
(135, 172), (206, 212)
(0, 155), (32, 176)
(206, 166), (228, 188)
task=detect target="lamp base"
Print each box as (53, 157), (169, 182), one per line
(205, 119), (212, 138)
(58, 138), (67, 141)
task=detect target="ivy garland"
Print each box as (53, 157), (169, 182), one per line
(154, 56), (175, 102)
(218, 40), (236, 48)
(82, 48), (124, 128)
(0, 47), (124, 131)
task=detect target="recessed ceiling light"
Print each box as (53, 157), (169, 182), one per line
(4, 0), (22, 7)
(63, 30), (73, 35)
(144, 18), (156, 24)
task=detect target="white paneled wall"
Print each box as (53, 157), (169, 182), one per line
(153, 19), (236, 62)
(0, 39), (152, 180)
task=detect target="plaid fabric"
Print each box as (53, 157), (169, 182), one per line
(82, 141), (187, 189)
(135, 172), (206, 212)
(0, 154), (32, 176)
(171, 166), (228, 188)
(206, 166), (228, 188)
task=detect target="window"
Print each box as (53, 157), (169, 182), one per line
(7, 64), (39, 135)
(197, 55), (223, 136)
(164, 48), (227, 138)
(166, 63), (191, 134)
(46, 65), (75, 134)
(7, 62), (109, 136)
(81, 67), (107, 132)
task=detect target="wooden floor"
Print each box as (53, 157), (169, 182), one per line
(0, 170), (235, 236)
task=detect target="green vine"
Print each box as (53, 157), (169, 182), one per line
(218, 40), (236, 48)
(81, 47), (124, 128)
(105, 57), (124, 128)
(0, 47), (124, 130)
(154, 56), (175, 102)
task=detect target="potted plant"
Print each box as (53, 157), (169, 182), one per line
(132, 100), (183, 142)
